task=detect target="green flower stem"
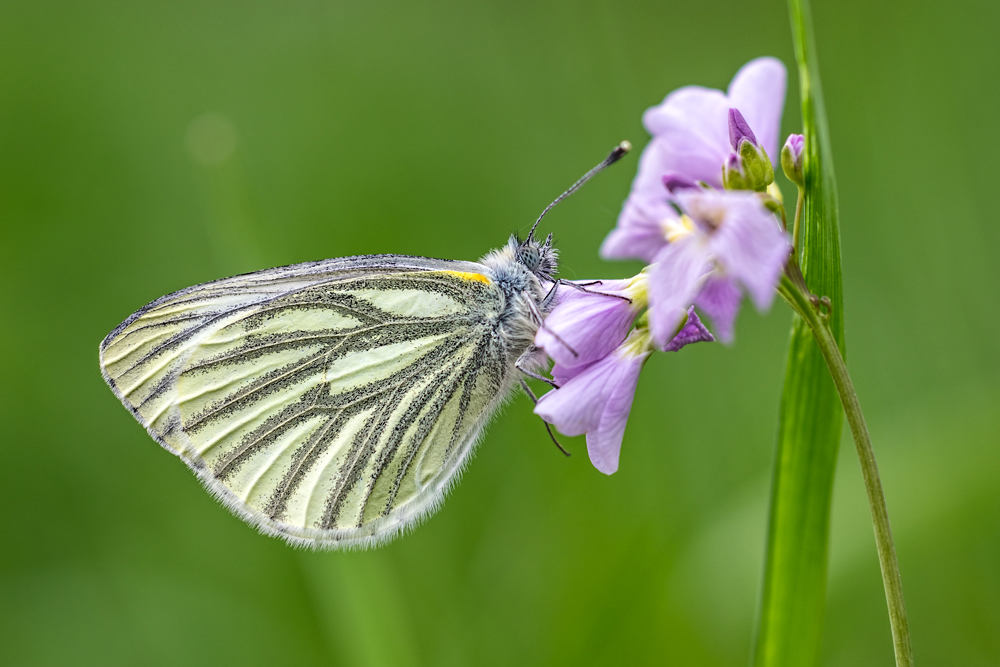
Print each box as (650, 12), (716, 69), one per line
(791, 187), (804, 257)
(778, 275), (914, 667)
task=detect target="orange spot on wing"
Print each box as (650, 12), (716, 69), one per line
(441, 270), (492, 285)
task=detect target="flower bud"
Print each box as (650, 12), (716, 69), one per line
(722, 108), (773, 192)
(728, 108), (758, 151)
(780, 133), (805, 187)
(662, 172), (699, 194)
(722, 153), (749, 191)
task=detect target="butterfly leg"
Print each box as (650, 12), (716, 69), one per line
(557, 278), (632, 303)
(520, 380), (570, 457)
(515, 348), (559, 388)
(541, 280), (559, 310)
(523, 293), (578, 358)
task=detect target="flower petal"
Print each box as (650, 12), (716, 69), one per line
(661, 307), (715, 352)
(601, 197), (670, 262)
(586, 352), (647, 475)
(534, 355), (620, 437)
(630, 138), (675, 199)
(662, 172), (699, 193)
(677, 189), (790, 313)
(602, 141), (679, 262)
(694, 276), (742, 343)
(709, 197), (790, 311)
(535, 280), (636, 370)
(647, 239), (712, 348)
(551, 361), (583, 386)
(642, 87), (730, 187)
(727, 57), (787, 161)
(534, 344), (649, 475)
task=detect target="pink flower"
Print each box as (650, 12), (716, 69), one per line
(535, 308), (713, 475)
(647, 189), (791, 345)
(536, 57), (790, 473)
(535, 278), (646, 372)
(641, 57), (786, 188)
(535, 331), (651, 475)
(601, 57), (787, 263)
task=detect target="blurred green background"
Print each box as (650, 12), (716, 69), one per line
(2, 0), (998, 664)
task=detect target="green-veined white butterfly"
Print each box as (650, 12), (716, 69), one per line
(99, 142), (630, 549)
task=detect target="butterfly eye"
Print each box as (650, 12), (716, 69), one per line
(517, 244), (541, 270)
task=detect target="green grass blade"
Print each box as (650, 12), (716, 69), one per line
(751, 0), (846, 664)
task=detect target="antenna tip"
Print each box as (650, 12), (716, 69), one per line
(607, 141), (631, 165)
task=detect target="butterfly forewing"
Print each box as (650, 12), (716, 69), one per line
(100, 257), (510, 548)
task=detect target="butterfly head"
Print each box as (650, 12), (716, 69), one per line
(511, 232), (558, 282)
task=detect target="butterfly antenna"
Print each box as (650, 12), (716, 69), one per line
(526, 140), (632, 242)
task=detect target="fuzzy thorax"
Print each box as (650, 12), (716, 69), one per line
(479, 234), (559, 365)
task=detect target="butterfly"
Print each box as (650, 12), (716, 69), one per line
(99, 142), (630, 549)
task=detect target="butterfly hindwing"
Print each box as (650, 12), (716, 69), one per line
(100, 256), (511, 547)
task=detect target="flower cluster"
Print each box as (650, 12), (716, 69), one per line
(534, 58), (798, 474)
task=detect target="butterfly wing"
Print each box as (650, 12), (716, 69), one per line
(100, 255), (512, 548)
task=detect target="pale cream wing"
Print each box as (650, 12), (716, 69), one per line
(100, 258), (510, 548)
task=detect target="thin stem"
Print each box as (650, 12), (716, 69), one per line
(791, 186), (804, 258)
(761, 193), (788, 231)
(779, 276), (913, 667)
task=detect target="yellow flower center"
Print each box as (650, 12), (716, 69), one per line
(620, 326), (655, 358)
(663, 214), (696, 243)
(623, 273), (650, 311)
